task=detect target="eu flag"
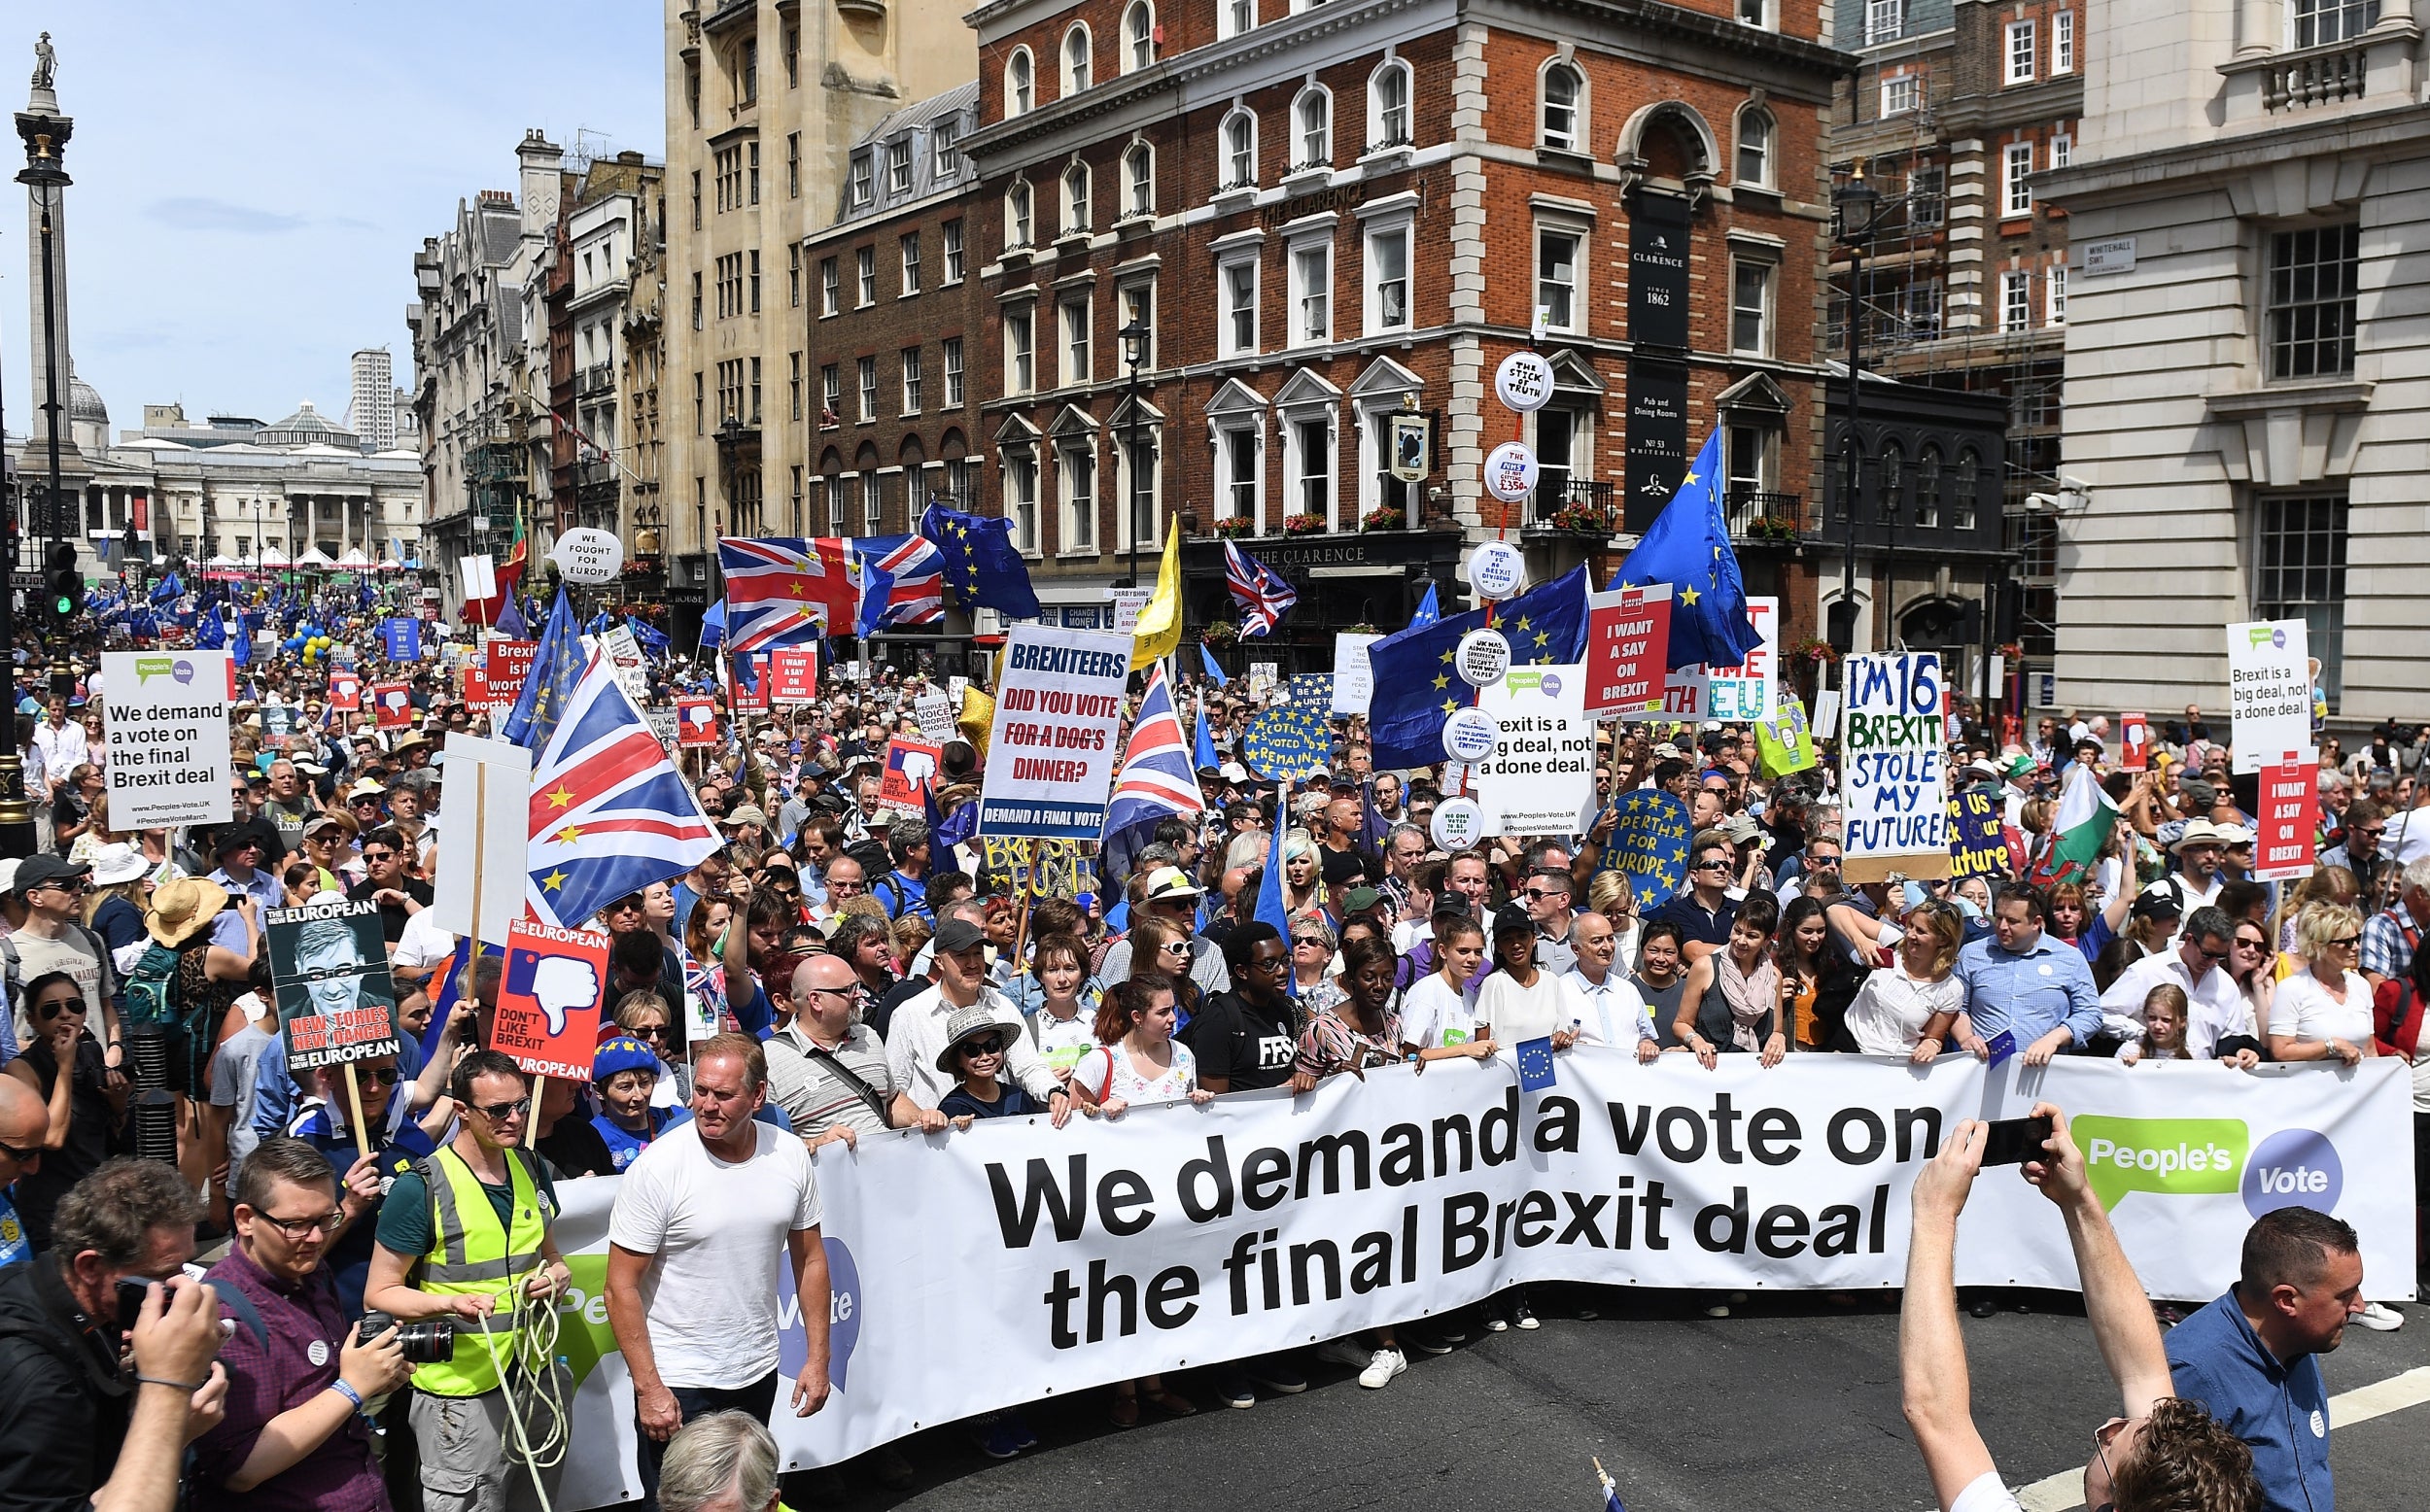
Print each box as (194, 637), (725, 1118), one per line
(1609, 430), (1761, 670)
(1409, 582), (1441, 630)
(500, 588), (586, 751)
(1514, 1037), (1557, 1092)
(920, 502), (1042, 620)
(1364, 566), (1589, 771)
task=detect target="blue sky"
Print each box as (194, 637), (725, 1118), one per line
(1, 4), (663, 440)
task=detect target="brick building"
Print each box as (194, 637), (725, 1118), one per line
(950, 0), (1853, 662)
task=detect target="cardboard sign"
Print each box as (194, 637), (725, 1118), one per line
(99, 649), (234, 830)
(495, 921), (610, 1081)
(1330, 634), (1380, 717)
(430, 735), (532, 948)
(879, 738), (944, 815)
(1704, 598), (1778, 723)
(976, 626), (1132, 839)
(2254, 758), (2318, 881)
(644, 706), (682, 751)
(1472, 664), (1597, 838)
(2226, 619), (2309, 775)
(1841, 652), (1951, 882)
(2120, 711), (2150, 772)
(1586, 584), (1673, 719)
(461, 667), (493, 712)
(677, 698), (720, 748)
(1110, 588), (1154, 636)
(1948, 788), (2006, 878)
(370, 681), (413, 730)
(1597, 787), (1691, 907)
(770, 646), (820, 705)
(599, 624), (651, 707)
(381, 617), (423, 663)
(329, 670), (362, 711)
(727, 653), (771, 714)
(486, 637), (539, 687)
(264, 898), (399, 1071)
(913, 692), (955, 744)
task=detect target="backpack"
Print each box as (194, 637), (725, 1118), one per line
(122, 942), (184, 1032)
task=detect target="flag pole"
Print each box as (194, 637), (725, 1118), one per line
(1006, 839), (1041, 983)
(340, 1061), (373, 1169)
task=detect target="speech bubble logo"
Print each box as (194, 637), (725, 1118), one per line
(2076, 1116), (2247, 1210)
(2241, 1127), (2343, 1220)
(526, 956), (599, 1036)
(135, 656), (175, 684)
(780, 1236), (861, 1392)
(2247, 625), (2278, 647)
(172, 659), (194, 684)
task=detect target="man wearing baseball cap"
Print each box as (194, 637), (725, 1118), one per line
(6, 856), (122, 1077)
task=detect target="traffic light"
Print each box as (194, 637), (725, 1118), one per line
(43, 542), (80, 631)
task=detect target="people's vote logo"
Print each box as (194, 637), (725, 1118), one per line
(781, 1237), (862, 1392)
(2074, 1117), (2248, 1210)
(2240, 1128), (2343, 1220)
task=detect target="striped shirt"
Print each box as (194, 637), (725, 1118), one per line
(764, 1021), (895, 1137)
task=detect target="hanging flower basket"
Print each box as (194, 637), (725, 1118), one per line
(1202, 620), (1242, 646)
(1282, 513), (1329, 536)
(1790, 636), (1839, 665)
(1360, 506), (1405, 533)
(1214, 516), (1257, 539)
(1346, 621), (1380, 636)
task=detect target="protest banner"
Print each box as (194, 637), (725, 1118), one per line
(643, 706), (681, 752)
(977, 627), (1132, 839)
(913, 691), (955, 744)
(380, 617), (423, 662)
(370, 681), (413, 730)
(1584, 584), (1672, 719)
(1473, 665), (1595, 838)
(2226, 619), (2309, 775)
(1595, 788), (1690, 907)
(487, 636), (539, 687)
(329, 670), (362, 711)
(430, 735), (531, 949)
(599, 624), (651, 707)
(2120, 711), (2149, 772)
(495, 922), (611, 1082)
(1239, 705), (1331, 780)
(2255, 757), (2318, 881)
(99, 649), (232, 830)
(677, 698), (720, 748)
(978, 838), (1099, 899)
(1704, 597), (1777, 722)
(1948, 788), (2005, 878)
(1331, 633), (1380, 717)
(461, 667), (493, 712)
(1841, 652), (1951, 882)
(771, 646), (820, 705)
(878, 738), (943, 815)
(533, 1053), (2412, 1502)
(728, 652), (772, 714)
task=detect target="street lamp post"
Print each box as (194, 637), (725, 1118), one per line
(1120, 320), (1151, 591)
(1829, 162), (1884, 662)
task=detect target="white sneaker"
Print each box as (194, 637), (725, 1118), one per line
(2355, 1301), (2405, 1331)
(1314, 1338), (1371, 1372)
(1357, 1347), (1407, 1389)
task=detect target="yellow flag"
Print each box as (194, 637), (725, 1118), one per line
(1129, 527), (1183, 671)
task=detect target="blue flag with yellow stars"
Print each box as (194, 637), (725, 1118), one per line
(500, 588), (586, 751)
(1515, 1036), (1557, 1092)
(1241, 705), (1332, 780)
(1278, 671), (1335, 714)
(920, 502), (1043, 620)
(1607, 430), (1762, 670)
(1364, 566), (1589, 771)
(1596, 788), (1692, 909)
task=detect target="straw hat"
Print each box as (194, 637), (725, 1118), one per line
(147, 875), (232, 946)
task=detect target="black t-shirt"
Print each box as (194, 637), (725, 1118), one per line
(538, 1115), (619, 1179)
(1318, 842), (1376, 890)
(1181, 989), (1300, 1090)
(348, 875), (434, 944)
(49, 789), (85, 854)
(869, 975), (932, 1044)
(1631, 973), (1690, 1048)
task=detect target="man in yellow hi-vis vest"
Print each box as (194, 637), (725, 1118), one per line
(365, 1050), (575, 1512)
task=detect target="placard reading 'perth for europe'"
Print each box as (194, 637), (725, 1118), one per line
(100, 650), (233, 829)
(1473, 664), (1596, 838)
(978, 626), (1132, 839)
(264, 898), (399, 1071)
(2226, 619), (2310, 775)
(1840, 652), (1952, 881)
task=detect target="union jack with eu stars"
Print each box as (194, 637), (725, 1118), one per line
(718, 536), (857, 656)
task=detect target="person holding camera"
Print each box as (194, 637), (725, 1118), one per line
(189, 1136), (411, 1512)
(0, 1158), (229, 1512)
(364, 1051), (574, 1512)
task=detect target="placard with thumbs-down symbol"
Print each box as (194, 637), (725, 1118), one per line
(496, 921), (612, 1081)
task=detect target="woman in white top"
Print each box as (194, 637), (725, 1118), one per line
(1842, 900), (1967, 1062)
(2268, 902), (2376, 1067)
(1066, 973), (1215, 1115)
(1022, 933), (1101, 1078)
(1474, 905), (1585, 1049)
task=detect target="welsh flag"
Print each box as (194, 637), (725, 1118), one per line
(2031, 764), (2118, 885)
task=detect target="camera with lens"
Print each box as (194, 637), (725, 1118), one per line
(358, 1308), (456, 1364)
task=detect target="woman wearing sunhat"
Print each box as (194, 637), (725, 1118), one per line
(136, 875), (261, 1197)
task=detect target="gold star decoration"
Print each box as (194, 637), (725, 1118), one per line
(1681, 586), (1702, 606)
(546, 785), (574, 808)
(541, 868), (569, 891)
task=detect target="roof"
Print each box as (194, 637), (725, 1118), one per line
(835, 83), (982, 227)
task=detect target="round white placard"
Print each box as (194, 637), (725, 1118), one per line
(1468, 540), (1526, 600)
(1494, 351), (1555, 413)
(1456, 628), (1511, 688)
(1442, 706), (1500, 763)
(1430, 796), (1486, 851)
(1483, 442), (1540, 504)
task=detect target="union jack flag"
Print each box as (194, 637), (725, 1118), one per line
(1223, 539), (1298, 638)
(1101, 665), (1205, 841)
(526, 650), (723, 929)
(718, 536), (857, 655)
(852, 533), (946, 637)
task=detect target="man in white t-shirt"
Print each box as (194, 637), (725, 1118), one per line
(606, 1034), (832, 1508)
(2098, 906), (2251, 1061)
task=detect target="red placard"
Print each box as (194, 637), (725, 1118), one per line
(494, 921), (609, 1081)
(486, 637), (538, 687)
(726, 653), (772, 713)
(878, 738), (943, 814)
(329, 671), (362, 711)
(462, 667), (493, 711)
(1584, 585), (1674, 718)
(2254, 757), (2317, 881)
(677, 698), (720, 748)
(770, 646), (819, 705)
(2119, 711), (2149, 772)
(370, 681), (413, 729)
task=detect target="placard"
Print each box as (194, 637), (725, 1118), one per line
(1948, 789), (2005, 878)
(1585, 584), (1672, 719)
(599, 624), (651, 707)
(263, 898), (399, 1071)
(1841, 652), (1951, 882)
(1246, 663), (1279, 700)
(1482, 442), (1539, 504)
(329, 670), (362, 712)
(461, 553), (498, 603)
(370, 681), (413, 730)
(977, 627), (1133, 839)
(461, 667), (493, 712)
(430, 734), (532, 948)
(677, 698), (720, 748)
(496, 921), (611, 1082)
(2120, 711), (2150, 772)
(1494, 351), (1554, 413)
(1331, 634), (1379, 717)
(914, 692), (955, 744)
(1109, 588), (1154, 636)
(644, 707), (682, 752)
(878, 739), (943, 816)
(99, 649), (234, 829)
(1598, 787), (1691, 907)
(1703, 597), (1778, 723)
(486, 637), (539, 687)
(1472, 664), (1595, 838)
(2254, 758), (2318, 881)
(727, 653), (772, 714)
(549, 526), (624, 584)
(380, 618), (423, 663)
(1240, 705), (1333, 781)
(771, 647), (821, 705)
(2226, 620), (2309, 775)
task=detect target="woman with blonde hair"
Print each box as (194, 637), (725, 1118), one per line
(65, 789), (123, 866)
(1278, 828), (1330, 926)
(2276, 864), (2361, 955)
(1841, 899), (1966, 1061)
(2269, 902), (2376, 1067)
(1585, 870), (1641, 973)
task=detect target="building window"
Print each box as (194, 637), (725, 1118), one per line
(1736, 0), (1772, 26)
(2292, 0), (2378, 48)
(2050, 132), (2072, 169)
(932, 120), (959, 174)
(694, 372), (706, 432)
(1537, 228), (1579, 332)
(2002, 141), (2034, 218)
(715, 148), (742, 211)
(820, 364), (841, 425)
(789, 353), (803, 421)
(855, 246), (877, 306)
(862, 470), (882, 534)
(2053, 10), (2075, 73)
(1294, 88), (1331, 170)
(2256, 493), (2350, 704)
(1999, 269), (2031, 331)
(2047, 262), (2067, 326)
(1725, 424), (1769, 501)
(1913, 445), (1942, 528)
(901, 232), (921, 294)
(849, 151), (873, 208)
(1063, 23), (1093, 94)
(748, 250), (760, 313)
(1950, 448), (1979, 531)
(1123, 143), (1155, 218)
(749, 357), (762, 420)
(1875, 442), (1903, 523)
(783, 25), (799, 86)
(1061, 443), (1096, 550)
(1881, 73), (1919, 116)
(857, 358), (879, 422)
(691, 271), (704, 329)
(1910, 165), (1946, 224)
(1125, 1), (1156, 71)
(2004, 20), (2036, 85)
(1062, 294), (1093, 385)
(714, 254), (738, 317)
(943, 220), (965, 282)
(1367, 223), (1410, 333)
(1864, 0), (1903, 44)
(1007, 306), (1036, 394)
(878, 140), (904, 196)
(1221, 427), (1259, 523)
(1541, 63), (1582, 151)
(1062, 160), (1092, 235)
(1291, 242), (1331, 345)
(1007, 50), (1034, 117)
(902, 348), (923, 415)
(788, 245), (802, 307)
(690, 170), (702, 229)
(739, 39), (758, 104)
(1371, 60), (1412, 149)
(1007, 180), (1034, 248)
(2269, 223), (2359, 380)
(1536, 408), (1577, 504)
(1736, 106), (1773, 187)
(1121, 282), (1157, 365)
(943, 337), (965, 406)
(1005, 450), (1039, 551)
(1899, 277), (1945, 339)
(1221, 258), (1259, 357)
(1294, 417), (1332, 523)
(1221, 0), (1256, 39)
(1222, 110), (1259, 189)
(747, 141), (760, 204)
(820, 258), (840, 316)
(1730, 258), (1774, 355)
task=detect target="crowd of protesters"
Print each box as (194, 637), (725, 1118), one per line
(0, 605), (2423, 1512)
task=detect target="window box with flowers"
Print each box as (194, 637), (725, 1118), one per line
(1282, 513), (1329, 536)
(1547, 502), (1611, 534)
(1360, 506), (1405, 533)
(1746, 515), (1800, 543)
(1214, 516), (1258, 539)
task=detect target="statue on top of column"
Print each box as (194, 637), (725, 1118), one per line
(31, 32), (55, 93)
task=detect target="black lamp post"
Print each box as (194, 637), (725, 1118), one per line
(1119, 318), (1150, 590)
(1829, 162), (1885, 659)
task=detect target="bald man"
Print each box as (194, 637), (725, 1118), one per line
(763, 954), (935, 1146)
(0, 1077), (48, 1267)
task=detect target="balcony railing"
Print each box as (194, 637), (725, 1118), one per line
(577, 363), (614, 397)
(2263, 40), (2368, 110)
(1726, 489), (1806, 539)
(1531, 478), (1619, 534)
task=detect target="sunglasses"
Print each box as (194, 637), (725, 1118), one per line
(360, 849), (397, 862)
(357, 1067), (399, 1086)
(0, 1135), (41, 1164)
(1158, 940), (1190, 955)
(34, 996), (84, 1019)
(469, 1097), (529, 1122)
(2328, 935), (2362, 948)
(1522, 888), (1566, 903)
(958, 1037), (1006, 1057)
